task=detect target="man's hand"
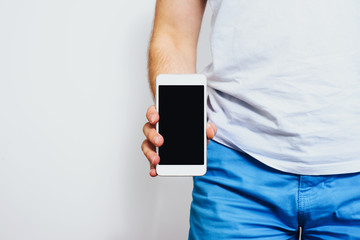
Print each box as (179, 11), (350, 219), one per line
(144, 0), (208, 176)
(142, 105), (217, 177)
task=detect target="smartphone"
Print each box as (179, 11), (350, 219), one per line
(156, 74), (207, 176)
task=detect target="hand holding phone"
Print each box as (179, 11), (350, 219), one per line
(156, 74), (207, 176)
(142, 75), (217, 177)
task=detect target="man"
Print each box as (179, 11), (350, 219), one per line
(142, 0), (360, 239)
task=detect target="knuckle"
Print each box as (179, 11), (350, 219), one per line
(142, 122), (151, 135)
(144, 146), (151, 157)
(147, 105), (155, 115)
(141, 140), (147, 152)
(142, 141), (151, 155)
(142, 122), (148, 133)
(146, 110), (151, 121)
(148, 129), (158, 141)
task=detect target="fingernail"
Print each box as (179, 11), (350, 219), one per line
(150, 115), (155, 123)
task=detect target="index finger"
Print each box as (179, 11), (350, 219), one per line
(146, 105), (159, 125)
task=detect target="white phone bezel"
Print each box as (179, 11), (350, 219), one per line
(155, 74), (207, 176)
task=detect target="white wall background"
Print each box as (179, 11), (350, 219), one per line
(0, 0), (212, 239)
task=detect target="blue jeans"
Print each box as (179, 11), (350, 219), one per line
(189, 140), (360, 239)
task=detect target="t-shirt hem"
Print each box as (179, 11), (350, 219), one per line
(212, 137), (360, 176)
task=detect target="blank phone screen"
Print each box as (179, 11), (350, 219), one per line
(158, 85), (204, 165)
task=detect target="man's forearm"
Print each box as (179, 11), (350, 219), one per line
(148, 35), (197, 97)
(147, 0), (206, 97)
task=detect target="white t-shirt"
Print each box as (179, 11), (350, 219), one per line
(205, 0), (360, 175)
